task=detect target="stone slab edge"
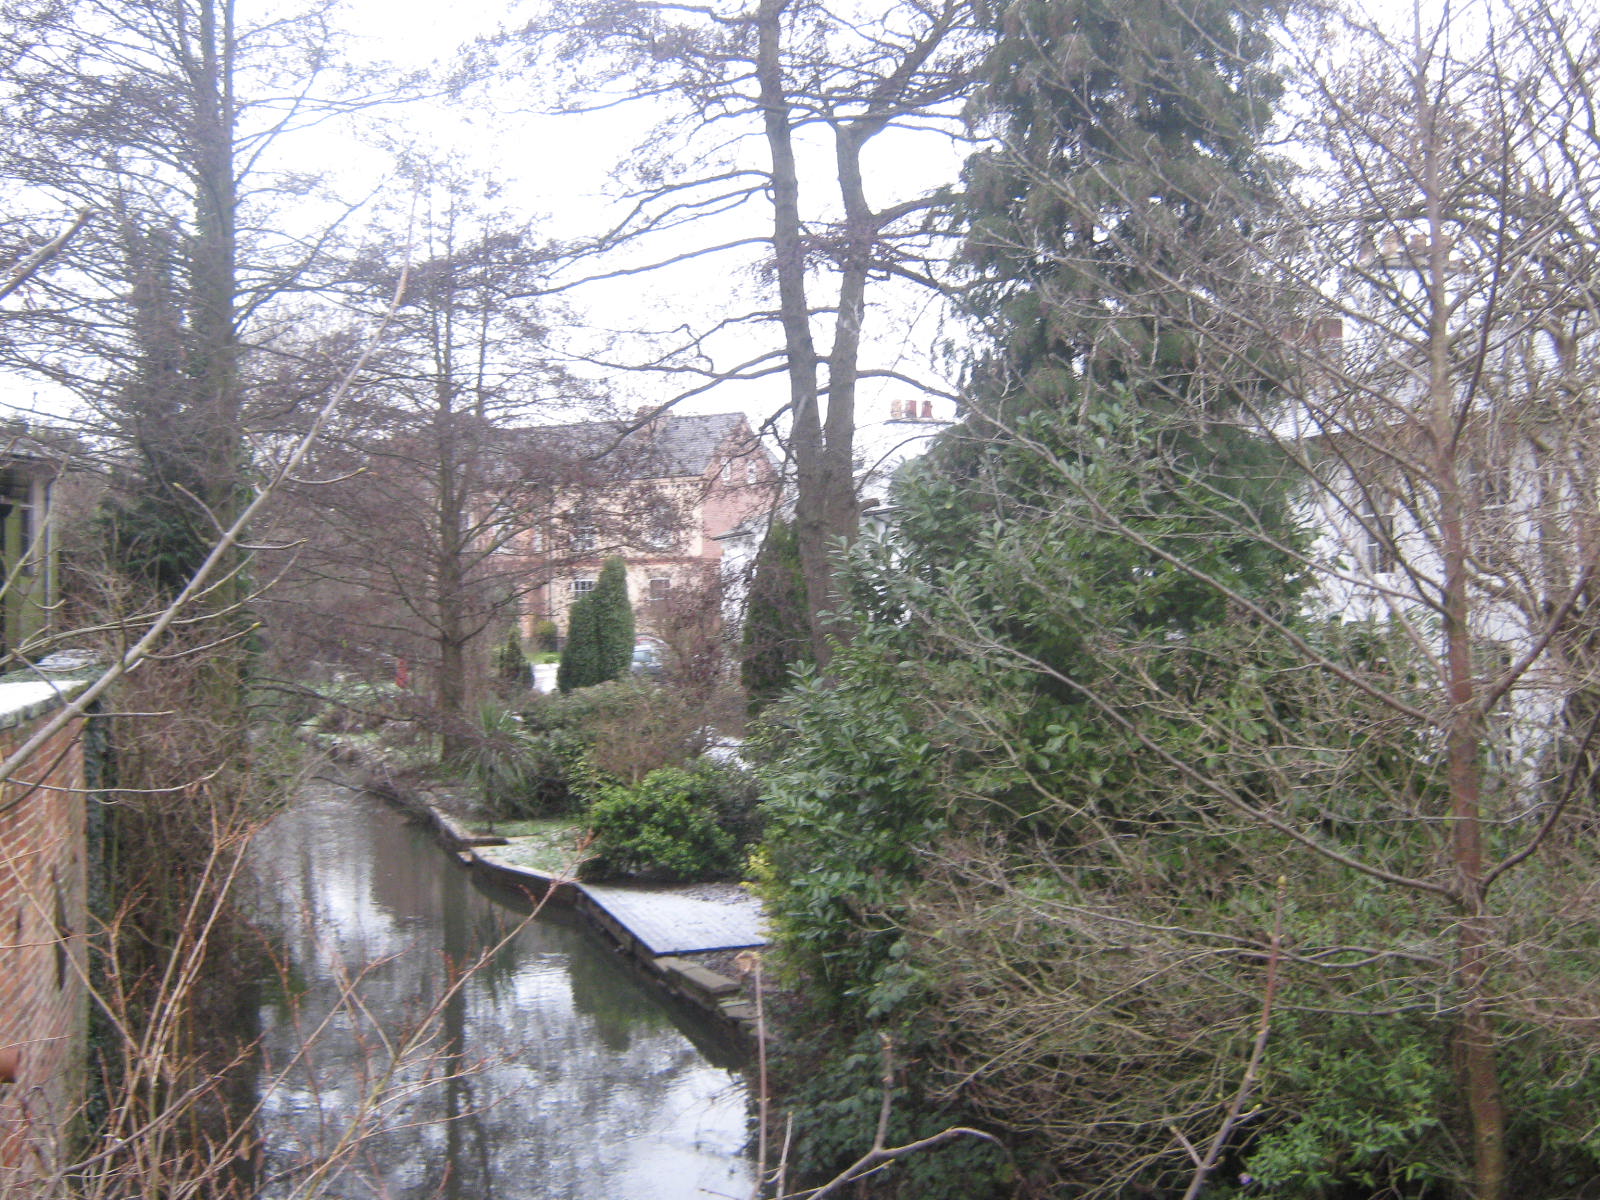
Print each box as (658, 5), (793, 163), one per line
(422, 801), (758, 1040)
(339, 748), (763, 1043)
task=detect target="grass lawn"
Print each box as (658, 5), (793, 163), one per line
(474, 818), (587, 874)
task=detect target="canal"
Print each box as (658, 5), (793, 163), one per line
(245, 777), (755, 1199)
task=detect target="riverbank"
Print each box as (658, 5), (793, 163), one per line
(361, 769), (770, 1042)
(252, 775), (757, 1198)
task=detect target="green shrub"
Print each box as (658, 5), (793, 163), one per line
(741, 516), (814, 712)
(583, 765), (737, 881)
(460, 704), (596, 820)
(523, 676), (658, 734)
(558, 556), (635, 692)
(493, 626), (528, 684)
(683, 756), (764, 851)
(532, 619), (559, 653)
(557, 591), (601, 692)
(777, 1026), (1012, 1200)
(523, 677), (709, 783)
(590, 556), (635, 680)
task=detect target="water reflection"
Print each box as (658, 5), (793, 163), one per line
(246, 780), (753, 1199)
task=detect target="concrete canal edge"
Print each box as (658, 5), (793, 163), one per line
(370, 774), (768, 1043)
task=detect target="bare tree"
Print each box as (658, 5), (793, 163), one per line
(502, 0), (981, 664)
(258, 165), (596, 755)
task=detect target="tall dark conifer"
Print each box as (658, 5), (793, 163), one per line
(590, 556), (635, 684)
(962, 0), (1286, 408)
(758, 0), (1307, 1189)
(920, 0), (1305, 645)
(557, 557), (634, 692)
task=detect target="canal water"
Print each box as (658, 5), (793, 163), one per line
(245, 778), (755, 1199)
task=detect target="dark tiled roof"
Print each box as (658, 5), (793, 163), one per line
(521, 412), (757, 479)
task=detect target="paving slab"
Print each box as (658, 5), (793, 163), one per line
(580, 883), (768, 955)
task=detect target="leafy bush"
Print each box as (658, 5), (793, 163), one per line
(558, 556), (634, 692)
(524, 677), (711, 783)
(532, 618), (558, 653)
(776, 1026), (1012, 1200)
(467, 680), (750, 826)
(583, 765), (738, 881)
(684, 756), (764, 851)
(459, 703), (595, 820)
(493, 627), (528, 684)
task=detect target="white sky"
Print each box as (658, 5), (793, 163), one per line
(2, 0), (1436, 435)
(317, 0), (970, 433)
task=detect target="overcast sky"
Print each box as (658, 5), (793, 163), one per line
(3, 0), (1426, 433)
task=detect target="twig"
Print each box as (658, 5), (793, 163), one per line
(793, 1035), (1006, 1200)
(0, 209), (92, 302)
(737, 950), (770, 1200)
(1178, 876), (1287, 1200)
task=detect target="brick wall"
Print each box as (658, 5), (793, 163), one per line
(0, 681), (90, 1183)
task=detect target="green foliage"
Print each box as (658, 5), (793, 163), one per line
(493, 626), (528, 683)
(557, 557), (634, 692)
(464, 676), (745, 822)
(754, 0), (1311, 1141)
(776, 1026), (1012, 1200)
(962, 0), (1285, 396)
(1245, 1013), (1454, 1196)
(755, 640), (949, 1014)
(100, 487), (214, 598)
(556, 590), (600, 693)
(741, 516), (814, 710)
(459, 702), (593, 820)
(531, 618), (558, 653)
(524, 676), (710, 784)
(592, 556), (635, 679)
(1242, 1010), (1600, 1199)
(583, 764), (738, 881)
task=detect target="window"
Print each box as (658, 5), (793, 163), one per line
(570, 514), (596, 553)
(1360, 487), (1396, 574)
(723, 455), (759, 485)
(645, 506), (677, 551)
(570, 576), (597, 598)
(649, 576), (672, 601)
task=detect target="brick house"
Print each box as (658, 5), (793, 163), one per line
(513, 412), (779, 643)
(0, 676), (92, 1184)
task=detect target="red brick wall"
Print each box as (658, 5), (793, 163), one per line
(0, 698), (88, 1181)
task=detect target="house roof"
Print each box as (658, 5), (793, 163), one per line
(1, 428), (69, 481)
(520, 412), (761, 480)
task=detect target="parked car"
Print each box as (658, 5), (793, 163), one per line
(631, 639), (666, 678)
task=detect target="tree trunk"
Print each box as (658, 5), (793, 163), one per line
(1422, 75), (1506, 1197)
(189, 0), (250, 775)
(756, 0), (835, 669)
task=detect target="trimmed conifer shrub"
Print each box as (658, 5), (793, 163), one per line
(557, 557), (635, 692)
(590, 557), (635, 682)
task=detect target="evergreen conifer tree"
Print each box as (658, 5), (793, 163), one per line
(741, 518), (813, 710)
(590, 557), (635, 684)
(558, 557), (635, 693)
(556, 595), (599, 693)
(494, 626), (529, 685)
